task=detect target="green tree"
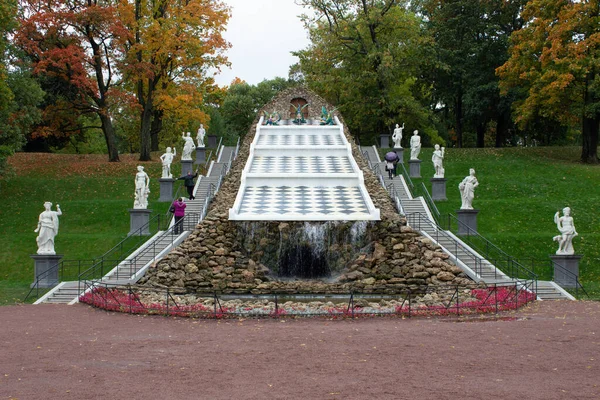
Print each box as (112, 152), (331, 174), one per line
(0, 0), (17, 175)
(497, 0), (600, 162)
(16, 0), (129, 162)
(422, 0), (527, 148)
(121, 0), (230, 160)
(0, 0), (44, 176)
(221, 77), (297, 137)
(295, 0), (440, 145)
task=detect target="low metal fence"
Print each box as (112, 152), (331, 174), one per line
(79, 281), (536, 319)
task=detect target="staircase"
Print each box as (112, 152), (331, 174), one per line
(34, 144), (239, 305)
(359, 145), (575, 301)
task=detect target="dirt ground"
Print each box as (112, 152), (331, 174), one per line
(1, 301), (599, 400)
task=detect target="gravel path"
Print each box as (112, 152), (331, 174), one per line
(1, 301), (599, 399)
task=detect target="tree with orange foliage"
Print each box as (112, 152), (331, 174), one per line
(120, 0), (230, 161)
(16, 0), (130, 162)
(497, 0), (600, 163)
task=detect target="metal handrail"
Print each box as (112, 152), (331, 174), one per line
(77, 212), (201, 295)
(407, 212), (490, 278)
(518, 258), (588, 298)
(77, 214), (167, 282)
(386, 182), (405, 215)
(204, 149), (214, 169)
(417, 182), (440, 222)
(398, 162), (414, 195)
(442, 213), (538, 284)
(362, 150), (373, 170)
(234, 136), (241, 158)
(24, 259), (108, 302)
(116, 212), (202, 281)
(199, 184), (216, 220)
(79, 280), (536, 318)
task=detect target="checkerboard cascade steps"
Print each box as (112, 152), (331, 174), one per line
(229, 117), (380, 221)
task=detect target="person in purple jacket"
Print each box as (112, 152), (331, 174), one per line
(172, 197), (186, 234)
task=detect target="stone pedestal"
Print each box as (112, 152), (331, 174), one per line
(394, 148), (404, 164)
(30, 254), (63, 288)
(195, 147), (206, 164)
(129, 209), (152, 236)
(430, 178), (447, 201)
(457, 209), (479, 235)
(379, 134), (390, 148)
(408, 159), (421, 178)
(551, 254), (582, 288)
(207, 135), (218, 148)
(159, 178), (175, 202)
(180, 160), (193, 177)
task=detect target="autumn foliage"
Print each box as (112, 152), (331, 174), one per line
(497, 0), (600, 162)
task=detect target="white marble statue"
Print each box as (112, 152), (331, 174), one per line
(134, 165), (150, 209)
(410, 130), (421, 160)
(34, 202), (62, 255)
(181, 131), (195, 161)
(159, 147), (176, 179)
(458, 168), (478, 209)
(432, 144), (445, 178)
(392, 123), (404, 148)
(196, 124), (206, 147)
(553, 207), (578, 255)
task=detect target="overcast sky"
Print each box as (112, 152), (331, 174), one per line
(214, 0), (311, 86)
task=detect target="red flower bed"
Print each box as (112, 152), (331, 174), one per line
(80, 285), (536, 319)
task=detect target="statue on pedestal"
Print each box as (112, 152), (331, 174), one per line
(319, 106), (337, 125)
(432, 144), (445, 178)
(34, 202), (62, 255)
(410, 130), (421, 160)
(160, 147), (176, 179)
(458, 168), (478, 209)
(291, 102), (309, 124)
(553, 207), (578, 255)
(392, 123), (404, 148)
(264, 111), (281, 125)
(134, 166), (150, 209)
(181, 131), (195, 160)
(196, 124), (206, 147)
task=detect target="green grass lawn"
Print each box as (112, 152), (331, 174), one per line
(2, 147), (598, 304)
(0, 152), (177, 305)
(380, 146), (600, 299)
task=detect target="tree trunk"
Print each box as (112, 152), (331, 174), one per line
(150, 108), (163, 151)
(495, 111), (508, 148)
(455, 89), (463, 148)
(581, 114), (599, 163)
(581, 76), (599, 163)
(98, 111), (120, 162)
(476, 122), (486, 148)
(139, 100), (153, 161)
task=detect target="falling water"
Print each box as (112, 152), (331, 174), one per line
(237, 221), (373, 280)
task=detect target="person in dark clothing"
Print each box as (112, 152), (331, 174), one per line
(172, 198), (186, 234)
(178, 171), (198, 200)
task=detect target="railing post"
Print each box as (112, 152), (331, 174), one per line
(275, 294), (278, 318)
(456, 286), (459, 316)
(128, 284), (133, 314)
(166, 288), (170, 316)
(495, 284), (498, 314)
(213, 292), (217, 318)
